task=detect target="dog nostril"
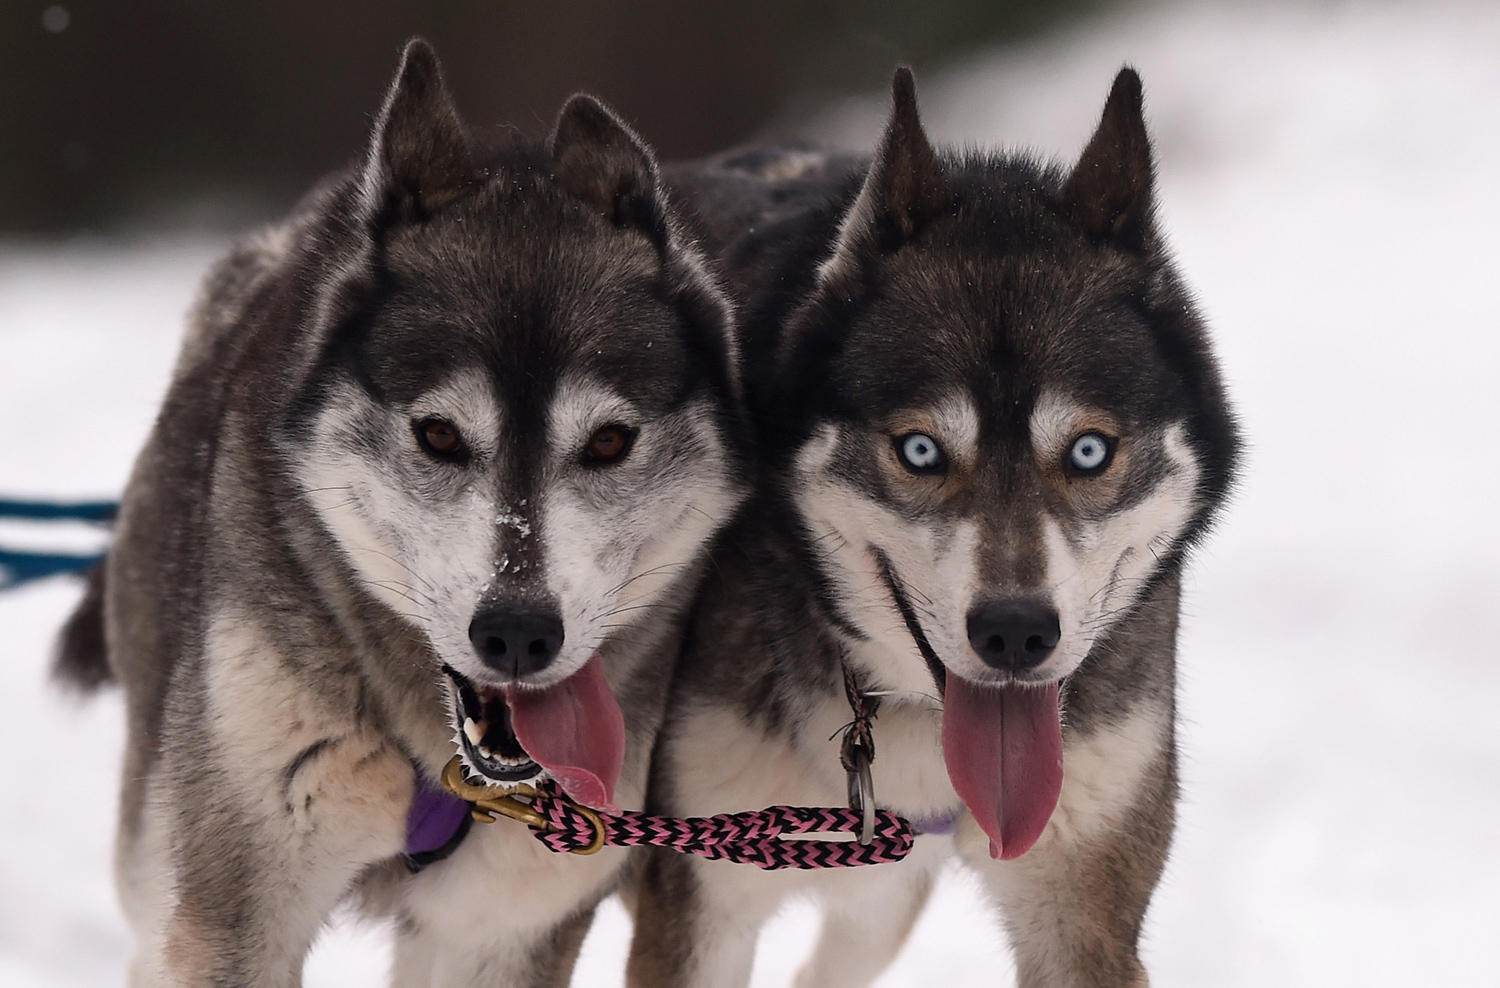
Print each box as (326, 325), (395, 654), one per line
(986, 634), (1005, 654)
(527, 638), (548, 657)
(1025, 634), (1045, 653)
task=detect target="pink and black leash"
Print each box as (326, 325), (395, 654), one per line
(522, 784), (914, 869)
(407, 659), (921, 872)
(422, 753), (916, 871)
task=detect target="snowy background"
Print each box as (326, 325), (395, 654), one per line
(3, 0), (1497, 983)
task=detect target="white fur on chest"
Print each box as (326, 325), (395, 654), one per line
(669, 688), (959, 824)
(401, 820), (627, 951)
(1051, 701), (1171, 845)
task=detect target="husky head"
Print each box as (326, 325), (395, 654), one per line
(280, 42), (744, 806)
(771, 69), (1238, 855)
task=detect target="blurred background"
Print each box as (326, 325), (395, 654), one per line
(3, 0), (1498, 985)
(1, 0), (1101, 233)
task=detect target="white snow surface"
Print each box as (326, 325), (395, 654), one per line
(3, 1), (1497, 983)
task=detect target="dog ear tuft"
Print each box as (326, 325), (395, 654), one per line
(360, 39), (482, 223)
(550, 95), (664, 237)
(1061, 67), (1155, 250)
(818, 67), (948, 286)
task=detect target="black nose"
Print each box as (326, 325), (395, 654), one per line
(966, 599), (1061, 672)
(468, 608), (565, 678)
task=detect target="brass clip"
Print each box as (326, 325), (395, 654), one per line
(438, 756), (606, 855)
(440, 757), (547, 827)
(558, 803), (607, 856)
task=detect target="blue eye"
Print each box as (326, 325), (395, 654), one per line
(1068, 433), (1112, 474)
(897, 432), (945, 473)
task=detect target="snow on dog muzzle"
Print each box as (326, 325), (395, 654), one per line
(444, 654), (625, 813)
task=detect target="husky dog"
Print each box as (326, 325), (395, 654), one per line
(56, 40), (745, 987)
(630, 69), (1238, 987)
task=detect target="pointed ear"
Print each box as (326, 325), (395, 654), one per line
(819, 67), (947, 285)
(870, 68), (948, 242)
(360, 39), (482, 223)
(1061, 68), (1155, 249)
(550, 95), (665, 238)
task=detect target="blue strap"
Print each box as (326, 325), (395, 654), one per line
(0, 549), (106, 590)
(0, 497), (116, 590)
(0, 499), (118, 523)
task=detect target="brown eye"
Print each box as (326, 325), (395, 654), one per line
(416, 418), (464, 459)
(584, 424), (634, 464)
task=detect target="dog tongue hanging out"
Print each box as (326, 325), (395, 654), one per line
(508, 657), (626, 811)
(449, 656), (626, 812)
(942, 679), (1064, 860)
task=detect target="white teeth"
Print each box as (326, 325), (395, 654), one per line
(478, 745), (494, 760)
(464, 718), (486, 746)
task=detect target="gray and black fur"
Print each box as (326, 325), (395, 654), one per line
(58, 40), (745, 987)
(630, 69), (1238, 987)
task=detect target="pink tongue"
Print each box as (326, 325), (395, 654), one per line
(941, 677), (1063, 860)
(506, 654), (625, 813)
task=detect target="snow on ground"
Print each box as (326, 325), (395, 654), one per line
(2, 1), (1497, 983)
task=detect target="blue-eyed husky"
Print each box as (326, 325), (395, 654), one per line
(630, 68), (1238, 986)
(57, 40), (746, 987)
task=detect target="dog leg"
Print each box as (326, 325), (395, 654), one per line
(116, 771), (178, 988)
(516, 906), (597, 988)
(793, 869), (933, 988)
(958, 706), (1176, 988)
(120, 613), (414, 987)
(628, 847), (801, 988)
(392, 902), (597, 988)
(161, 731), (411, 987)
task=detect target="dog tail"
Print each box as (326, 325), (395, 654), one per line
(52, 559), (115, 692)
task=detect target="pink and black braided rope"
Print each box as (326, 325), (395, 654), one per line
(526, 789), (915, 869)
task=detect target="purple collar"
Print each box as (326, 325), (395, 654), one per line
(909, 811), (959, 836)
(404, 770), (472, 869)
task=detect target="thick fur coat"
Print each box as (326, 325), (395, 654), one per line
(629, 68), (1238, 987)
(60, 41), (746, 988)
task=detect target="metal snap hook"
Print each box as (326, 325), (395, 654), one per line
(440, 757), (548, 828)
(439, 757), (606, 854)
(845, 743), (876, 846)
